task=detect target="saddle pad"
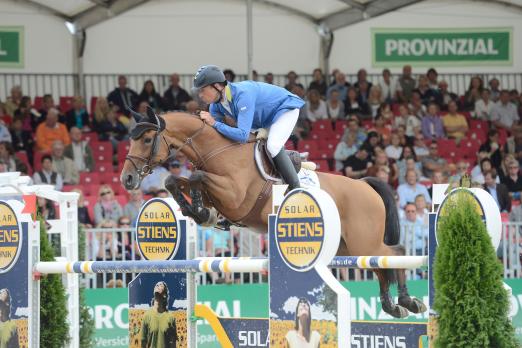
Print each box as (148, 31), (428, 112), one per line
(298, 168), (320, 189)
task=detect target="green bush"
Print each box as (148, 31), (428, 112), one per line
(39, 219), (69, 348)
(433, 192), (519, 347)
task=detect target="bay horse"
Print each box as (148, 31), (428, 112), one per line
(120, 108), (426, 318)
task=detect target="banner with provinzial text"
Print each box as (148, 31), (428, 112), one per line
(371, 28), (512, 67)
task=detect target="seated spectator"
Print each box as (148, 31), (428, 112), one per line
(9, 116), (34, 164)
(92, 97), (111, 128)
(15, 96), (41, 132)
(163, 159), (190, 181)
(397, 169), (431, 208)
(448, 160), (469, 183)
(500, 160), (522, 200)
(421, 103), (445, 141)
(396, 65), (416, 102)
(414, 75), (438, 105)
(471, 158), (499, 185)
(366, 151), (398, 186)
(327, 72), (350, 101)
(378, 68), (397, 103)
(505, 131), (522, 165)
(343, 146), (372, 179)
(415, 194), (429, 225)
(141, 164), (169, 195)
(305, 89), (328, 122)
(264, 72), (274, 84)
(393, 104), (408, 129)
(463, 76), (484, 111)
(123, 190), (144, 227)
(224, 69), (236, 83)
(344, 117), (366, 147)
(308, 68), (327, 97)
(375, 165), (392, 189)
(354, 69), (373, 100)
(479, 129), (503, 170)
(413, 133), (429, 159)
(367, 86), (383, 118)
(489, 78), (501, 102)
(428, 170), (447, 197)
(442, 100), (468, 140)
(174, 152), (193, 177)
(421, 142), (447, 178)
(51, 140), (79, 185)
(0, 120), (11, 143)
(94, 185), (123, 227)
(361, 131), (382, 157)
(32, 155), (63, 190)
(436, 80), (458, 111)
(98, 108), (128, 148)
(156, 189), (170, 198)
(0, 104), (12, 127)
(345, 87), (368, 117)
(398, 154), (423, 185)
(474, 89), (495, 121)
(185, 100), (200, 115)
(35, 108), (70, 152)
(4, 85), (22, 117)
(72, 188), (93, 228)
(491, 90), (518, 130)
(385, 133), (403, 160)
(426, 68), (439, 90)
(38, 94), (60, 123)
(37, 197), (56, 220)
(284, 71), (302, 91)
(326, 90), (344, 120)
(138, 80), (163, 112)
(163, 73), (192, 111)
(483, 170), (511, 213)
(0, 160), (7, 173)
(107, 75), (138, 115)
(409, 92), (427, 119)
(64, 127), (95, 172)
(0, 142), (21, 172)
(372, 114), (391, 144)
(64, 96), (90, 131)
(400, 202), (428, 257)
(334, 133), (357, 171)
(498, 153), (516, 182)
(357, 80), (371, 109)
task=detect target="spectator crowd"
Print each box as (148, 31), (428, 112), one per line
(1, 66), (522, 278)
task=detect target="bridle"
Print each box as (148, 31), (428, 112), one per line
(124, 116), (207, 184)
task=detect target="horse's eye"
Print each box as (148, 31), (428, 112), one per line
(144, 138), (152, 145)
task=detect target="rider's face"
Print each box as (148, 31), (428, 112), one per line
(199, 85), (221, 104)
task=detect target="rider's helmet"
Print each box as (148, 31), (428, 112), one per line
(193, 65), (226, 91)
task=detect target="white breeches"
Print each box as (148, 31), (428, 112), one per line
(267, 108), (300, 157)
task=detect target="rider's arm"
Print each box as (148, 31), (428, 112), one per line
(209, 104), (225, 122)
(213, 93), (256, 143)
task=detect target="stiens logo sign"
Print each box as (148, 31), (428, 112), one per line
(275, 190), (325, 272)
(0, 201), (21, 274)
(136, 199), (179, 260)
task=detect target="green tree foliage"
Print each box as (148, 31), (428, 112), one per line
(433, 193), (519, 347)
(39, 219), (69, 348)
(78, 225), (94, 348)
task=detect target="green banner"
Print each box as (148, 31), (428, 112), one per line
(85, 288), (129, 348)
(372, 28), (512, 67)
(0, 26), (24, 68)
(85, 278), (522, 347)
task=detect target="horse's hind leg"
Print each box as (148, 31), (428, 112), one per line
(374, 269), (409, 318)
(389, 244), (427, 314)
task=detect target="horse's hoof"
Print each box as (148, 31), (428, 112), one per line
(398, 296), (427, 314)
(164, 175), (178, 192)
(387, 305), (409, 319)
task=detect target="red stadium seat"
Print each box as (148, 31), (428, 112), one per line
(312, 120), (334, 133)
(297, 140), (319, 152)
(84, 196), (98, 221)
(100, 173), (121, 185)
(82, 132), (99, 143)
(334, 120), (348, 134)
(33, 152), (51, 172)
(117, 141), (131, 164)
(98, 162), (115, 173)
(92, 141), (112, 162)
(15, 151), (32, 175)
(308, 149), (330, 160)
(33, 96), (44, 111)
(114, 195), (128, 208)
(314, 160), (330, 172)
(80, 172), (100, 185)
(83, 184), (102, 197)
(284, 140), (295, 150)
(59, 96), (75, 113)
(90, 97), (98, 114)
(437, 139), (458, 157)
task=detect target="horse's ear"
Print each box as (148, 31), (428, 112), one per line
(129, 108), (143, 123)
(147, 106), (160, 126)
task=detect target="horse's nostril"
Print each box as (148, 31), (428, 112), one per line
(126, 174), (133, 187)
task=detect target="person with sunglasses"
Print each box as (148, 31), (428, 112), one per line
(93, 185), (123, 227)
(193, 65), (304, 191)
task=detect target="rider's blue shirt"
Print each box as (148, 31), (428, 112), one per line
(209, 81), (304, 143)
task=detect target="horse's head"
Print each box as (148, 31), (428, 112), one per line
(120, 107), (173, 190)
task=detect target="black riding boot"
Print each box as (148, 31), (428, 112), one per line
(273, 149), (300, 191)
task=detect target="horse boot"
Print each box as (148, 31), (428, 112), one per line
(273, 148), (300, 191)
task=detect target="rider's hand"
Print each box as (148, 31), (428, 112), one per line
(200, 111), (216, 126)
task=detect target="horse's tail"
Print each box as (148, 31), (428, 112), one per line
(362, 177), (400, 246)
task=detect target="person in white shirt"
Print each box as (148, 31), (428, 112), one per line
(385, 133), (403, 160)
(333, 133), (357, 171)
(378, 68), (397, 103)
(305, 89), (328, 122)
(326, 89), (344, 120)
(474, 89), (495, 121)
(491, 90), (519, 129)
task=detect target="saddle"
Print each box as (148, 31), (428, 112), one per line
(170, 139), (302, 210)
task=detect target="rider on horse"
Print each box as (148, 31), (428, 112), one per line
(193, 65), (304, 190)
